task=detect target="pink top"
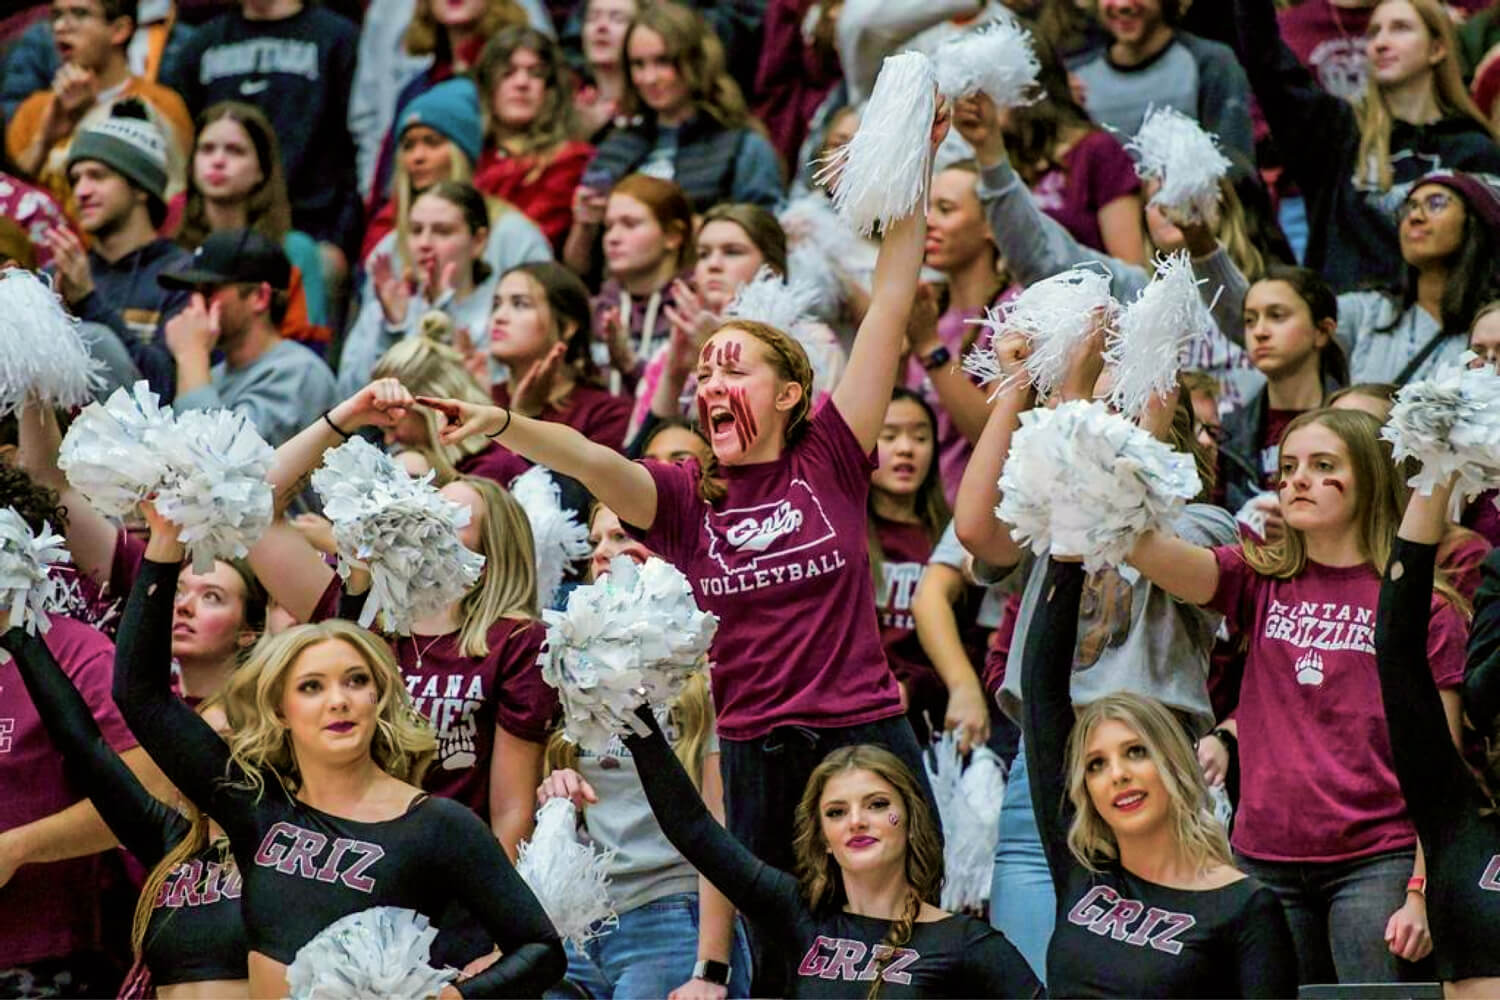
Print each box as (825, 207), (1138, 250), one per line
(1208, 546), (1467, 862)
(629, 402), (904, 739)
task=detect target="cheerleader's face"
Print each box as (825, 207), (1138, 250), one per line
(1277, 423), (1358, 535)
(694, 220), (765, 312)
(280, 639), (381, 764)
(871, 397), (935, 500)
(588, 506), (653, 580)
(695, 329), (802, 465)
(1082, 718), (1170, 837)
(440, 480), (485, 552)
(173, 562), (253, 664)
(820, 769), (909, 876)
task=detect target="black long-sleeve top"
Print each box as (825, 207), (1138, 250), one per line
(111, 558), (565, 997)
(1375, 539), (1500, 983)
(1466, 547), (1500, 730)
(1215, 0), (1500, 292)
(1022, 560), (1298, 998)
(623, 709), (1041, 998)
(1, 627), (247, 986)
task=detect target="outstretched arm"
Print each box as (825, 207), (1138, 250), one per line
(418, 397), (659, 531)
(17, 399), (120, 587)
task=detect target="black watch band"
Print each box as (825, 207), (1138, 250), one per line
(921, 345), (952, 371)
(693, 959), (731, 986)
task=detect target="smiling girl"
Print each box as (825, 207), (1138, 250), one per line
(1124, 408), (1469, 983)
(112, 508), (565, 999)
(1019, 557), (1296, 996)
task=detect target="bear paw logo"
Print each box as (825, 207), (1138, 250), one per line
(1294, 649), (1325, 687)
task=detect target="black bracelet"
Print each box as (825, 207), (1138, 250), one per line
(485, 408), (513, 440)
(322, 410), (351, 440)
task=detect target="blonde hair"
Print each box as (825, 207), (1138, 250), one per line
(546, 671), (715, 786)
(1065, 693), (1233, 873)
(448, 476), (541, 658)
(370, 318), (494, 481)
(791, 746), (944, 998)
(220, 621), (437, 799)
(1353, 0), (1498, 191)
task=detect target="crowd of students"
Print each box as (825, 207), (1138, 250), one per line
(2, 0), (1500, 995)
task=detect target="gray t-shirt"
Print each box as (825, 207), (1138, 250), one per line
(576, 707), (719, 915)
(988, 503), (1237, 736)
(176, 337), (338, 448)
(930, 522), (1004, 628)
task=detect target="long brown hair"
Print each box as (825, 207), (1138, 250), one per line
(1001, 37), (1097, 187)
(1353, 0), (1498, 191)
(791, 745), (944, 998)
(176, 102), (292, 249)
(475, 26), (578, 158)
(405, 0), (527, 61)
(620, 1), (748, 127)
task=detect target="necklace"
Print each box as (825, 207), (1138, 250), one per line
(410, 632), (448, 669)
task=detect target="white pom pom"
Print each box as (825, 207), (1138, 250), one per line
(510, 466), (590, 607)
(539, 556), (717, 753)
(816, 52), (937, 235)
(58, 381), (174, 517)
(1382, 353), (1500, 499)
(515, 798), (618, 948)
(998, 400), (1201, 573)
(933, 17), (1041, 108)
(0, 270), (104, 415)
(0, 510), (70, 653)
(725, 266), (821, 334)
(779, 195), (861, 319)
(962, 266), (1116, 400)
(1104, 251), (1218, 419)
(1125, 106), (1232, 225)
(312, 437), (486, 635)
(285, 906), (455, 1000)
(924, 731), (1006, 912)
(153, 409), (275, 574)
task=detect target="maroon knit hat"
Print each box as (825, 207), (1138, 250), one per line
(1413, 171), (1500, 234)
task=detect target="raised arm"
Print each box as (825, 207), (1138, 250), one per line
(418, 397), (659, 531)
(953, 374), (1035, 571)
(17, 399), (120, 587)
(623, 707), (804, 929)
(111, 512), (243, 817)
(1, 627), (181, 867)
(1021, 558), (1087, 882)
(1126, 530), (1221, 605)
(1375, 480), (1472, 840)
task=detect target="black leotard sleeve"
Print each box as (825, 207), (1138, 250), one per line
(622, 705), (805, 930)
(2, 627), (185, 868)
(1466, 547), (1500, 729)
(1021, 559), (1087, 883)
(112, 558), (253, 837)
(1374, 540), (1470, 849)
(424, 801), (565, 998)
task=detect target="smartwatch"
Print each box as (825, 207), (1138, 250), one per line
(921, 345), (953, 371)
(692, 959), (731, 986)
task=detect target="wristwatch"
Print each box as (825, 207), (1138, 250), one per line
(921, 345), (952, 371)
(692, 959), (731, 986)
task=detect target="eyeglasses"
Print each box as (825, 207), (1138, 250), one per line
(1397, 191), (1455, 223)
(51, 5), (104, 24)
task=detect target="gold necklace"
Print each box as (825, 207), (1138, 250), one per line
(410, 632), (448, 669)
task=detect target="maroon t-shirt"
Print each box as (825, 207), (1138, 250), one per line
(1208, 547), (1467, 862)
(456, 442), (532, 487)
(630, 402), (905, 740)
(393, 617), (557, 819)
(1277, 0), (1372, 103)
(1028, 130), (1141, 254)
(491, 383), (633, 451)
(0, 616), (136, 965)
(874, 515), (941, 698)
(1257, 407), (1305, 489)
(1462, 490), (1500, 549)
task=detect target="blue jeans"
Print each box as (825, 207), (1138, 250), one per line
(546, 892), (752, 999)
(988, 741), (1054, 985)
(1235, 848), (1416, 985)
(1279, 194), (1309, 264)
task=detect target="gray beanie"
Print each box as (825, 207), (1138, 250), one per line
(66, 107), (169, 205)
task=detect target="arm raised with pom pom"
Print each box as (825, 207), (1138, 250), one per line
(954, 331), (1036, 571)
(18, 398), (121, 590)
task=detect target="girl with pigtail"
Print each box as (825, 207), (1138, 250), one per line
(953, 325), (1237, 980)
(246, 380), (558, 858)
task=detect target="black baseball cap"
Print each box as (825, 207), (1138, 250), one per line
(159, 228), (291, 291)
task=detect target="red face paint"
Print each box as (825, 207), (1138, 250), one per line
(722, 340), (742, 365)
(727, 385), (757, 453)
(1276, 480), (1288, 492)
(888, 813), (900, 826)
(696, 396), (711, 437)
(1320, 477), (1346, 494)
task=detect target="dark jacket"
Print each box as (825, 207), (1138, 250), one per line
(587, 113), (783, 211)
(1467, 548), (1500, 727)
(68, 238), (191, 402)
(1219, 370), (1345, 514)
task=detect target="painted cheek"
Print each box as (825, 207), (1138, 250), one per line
(696, 396), (711, 434)
(1321, 477), (1346, 494)
(727, 386), (758, 452)
(888, 813), (900, 826)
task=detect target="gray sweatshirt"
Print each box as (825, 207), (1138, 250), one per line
(1334, 291), (1470, 384)
(176, 338), (339, 448)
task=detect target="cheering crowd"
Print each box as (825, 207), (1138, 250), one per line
(2, 0), (1500, 995)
